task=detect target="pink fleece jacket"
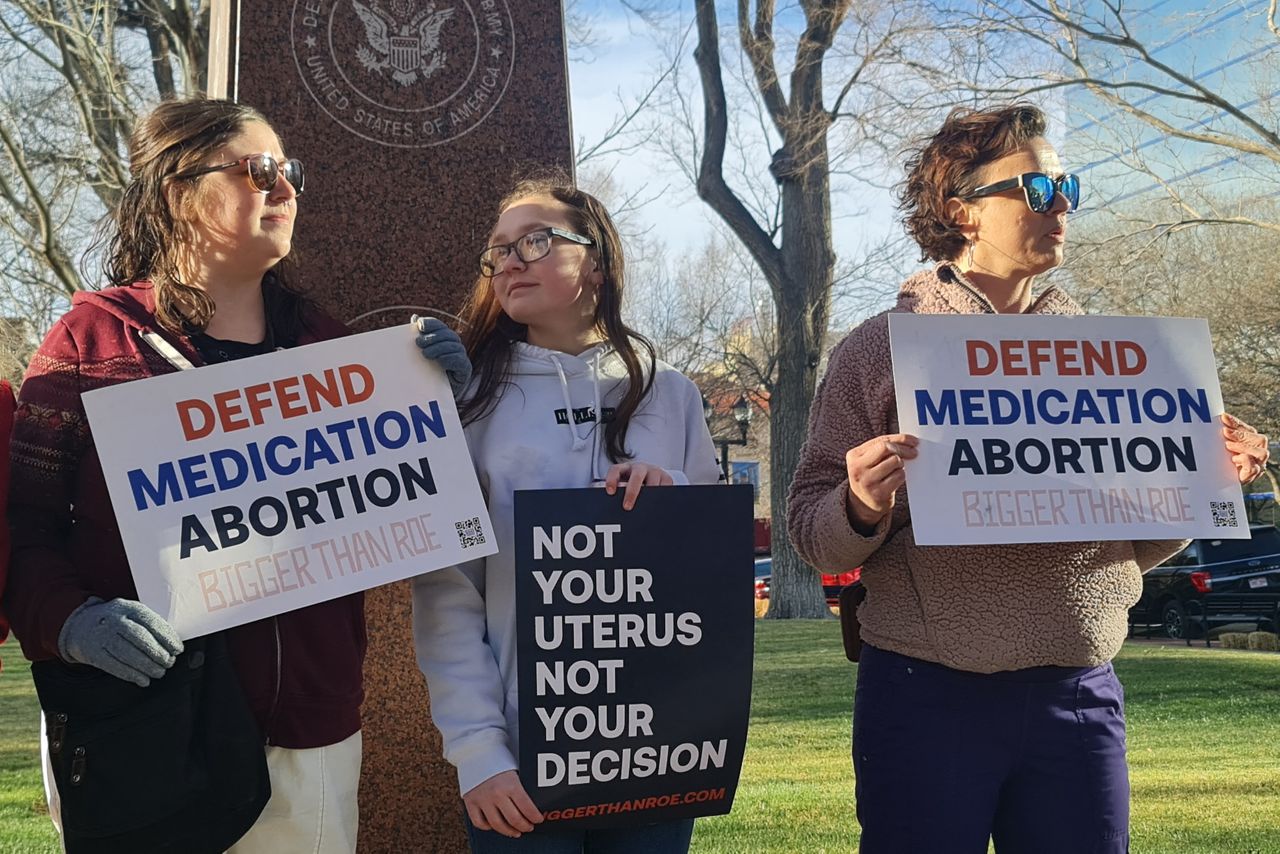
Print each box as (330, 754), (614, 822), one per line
(787, 264), (1187, 673)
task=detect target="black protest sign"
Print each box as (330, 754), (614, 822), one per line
(515, 485), (755, 829)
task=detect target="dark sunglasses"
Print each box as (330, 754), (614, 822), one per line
(173, 152), (305, 195)
(966, 172), (1080, 214)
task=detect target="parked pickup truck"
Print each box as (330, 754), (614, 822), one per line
(1130, 524), (1280, 639)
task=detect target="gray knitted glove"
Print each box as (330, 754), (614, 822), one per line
(57, 597), (184, 687)
(413, 315), (472, 398)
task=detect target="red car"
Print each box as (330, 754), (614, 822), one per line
(753, 556), (860, 606)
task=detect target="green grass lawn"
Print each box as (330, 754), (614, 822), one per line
(0, 655), (53, 854)
(1, 625), (1278, 853)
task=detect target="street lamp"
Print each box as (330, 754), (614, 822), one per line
(703, 394), (752, 484)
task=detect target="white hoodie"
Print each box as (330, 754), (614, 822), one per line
(411, 342), (721, 795)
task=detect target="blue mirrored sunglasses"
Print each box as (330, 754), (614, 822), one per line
(966, 172), (1080, 214)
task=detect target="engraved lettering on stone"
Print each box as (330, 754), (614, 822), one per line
(292, 0), (516, 147)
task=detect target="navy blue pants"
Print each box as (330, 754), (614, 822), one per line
(853, 644), (1129, 854)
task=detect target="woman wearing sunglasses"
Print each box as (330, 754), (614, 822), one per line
(4, 98), (364, 853)
(787, 103), (1268, 853)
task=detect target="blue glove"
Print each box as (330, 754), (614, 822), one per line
(413, 315), (472, 398)
(57, 597), (184, 687)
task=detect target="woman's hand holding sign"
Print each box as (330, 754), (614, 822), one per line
(464, 770), (543, 838)
(1222, 413), (1269, 484)
(845, 434), (919, 535)
(603, 461), (675, 511)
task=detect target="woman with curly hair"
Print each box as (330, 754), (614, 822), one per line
(787, 103), (1268, 853)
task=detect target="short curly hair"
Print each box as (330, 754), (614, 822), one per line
(898, 103), (1047, 262)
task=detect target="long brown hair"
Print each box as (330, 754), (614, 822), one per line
(100, 97), (306, 340)
(457, 176), (657, 463)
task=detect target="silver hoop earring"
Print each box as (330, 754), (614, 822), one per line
(966, 240), (976, 269)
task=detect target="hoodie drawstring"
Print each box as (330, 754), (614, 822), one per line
(549, 350), (609, 483)
(589, 350), (604, 483)
(550, 355), (591, 451)
(137, 329), (196, 371)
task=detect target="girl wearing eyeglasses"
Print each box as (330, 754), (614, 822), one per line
(787, 103), (1268, 853)
(4, 98), (364, 853)
(411, 176), (720, 853)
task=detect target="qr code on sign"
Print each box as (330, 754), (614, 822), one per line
(1210, 501), (1238, 528)
(456, 517), (486, 548)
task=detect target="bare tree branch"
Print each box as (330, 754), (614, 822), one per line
(736, 0), (788, 134)
(0, 117), (80, 295)
(576, 26), (686, 166)
(0, 1), (206, 310)
(692, 0), (784, 286)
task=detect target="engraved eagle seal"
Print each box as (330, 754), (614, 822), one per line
(352, 0), (455, 86)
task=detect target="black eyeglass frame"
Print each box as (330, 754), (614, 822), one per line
(171, 152), (305, 196)
(965, 171), (1080, 213)
(479, 227), (594, 277)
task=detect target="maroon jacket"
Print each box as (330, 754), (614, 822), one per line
(5, 284), (366, 748)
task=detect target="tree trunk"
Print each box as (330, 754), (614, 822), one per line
(762, 0), (838, 618)
(764, 282), (830, 618)
(689, 0), (845, 617)
(144, 20), (177, 98)
(765, 139), (835, 619)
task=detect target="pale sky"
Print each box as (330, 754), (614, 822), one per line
(561, 0), (1273, 308)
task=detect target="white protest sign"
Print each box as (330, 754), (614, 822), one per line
(890, 314), (1245, 545)
(84, 325), (496, 638)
